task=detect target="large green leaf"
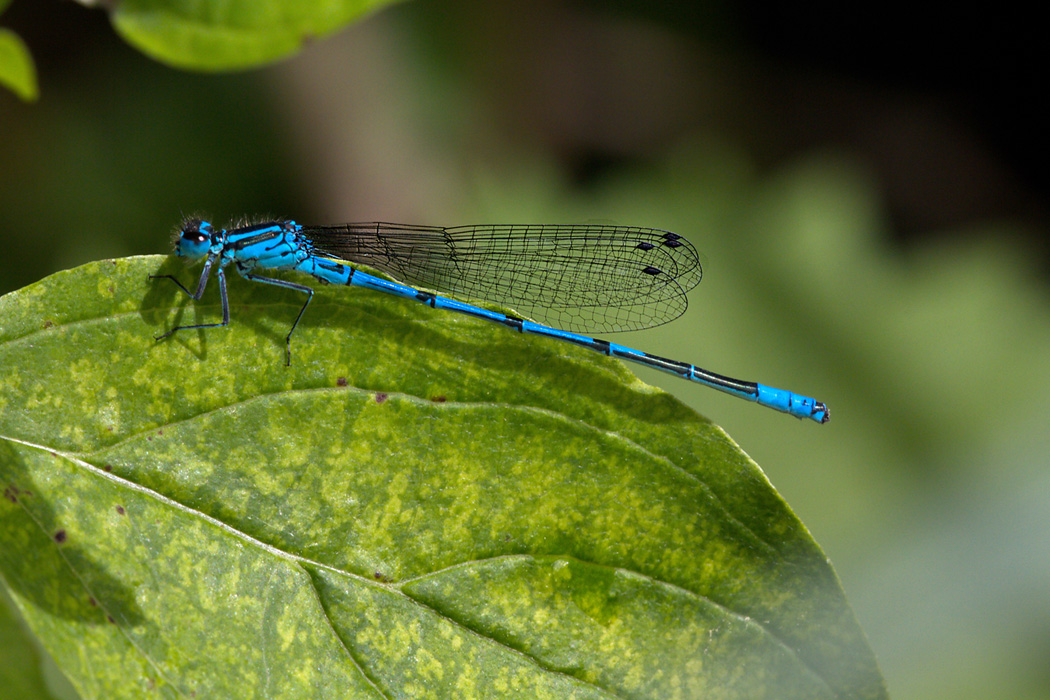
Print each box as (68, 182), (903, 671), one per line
(106, 0), (402, 71)
(0, 256), (885, 699)
(0, 588), (56, 700)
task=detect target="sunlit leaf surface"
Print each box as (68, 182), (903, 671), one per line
(0, 257), (885, 699)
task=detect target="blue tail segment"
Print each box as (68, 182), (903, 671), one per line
(152, 218), (829, 424)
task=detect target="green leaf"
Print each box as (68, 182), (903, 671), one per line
(0, 28), (38, 102)
(0, 589), (58, 700)
(0, 256), (885, 699)
(107, 0), (403, 71)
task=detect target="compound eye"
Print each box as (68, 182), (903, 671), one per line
(181, 219), (213, 243)
(173, 219), (215, 258)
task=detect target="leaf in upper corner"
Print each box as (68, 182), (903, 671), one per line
(105, 0), (403, 71)
(0, 256), (886, 699)
(0, 28), (38, 102)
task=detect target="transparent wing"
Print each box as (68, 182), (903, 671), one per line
(302, 223), (702, 333)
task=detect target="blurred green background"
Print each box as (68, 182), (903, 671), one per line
(2, 1), (1048, 699)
